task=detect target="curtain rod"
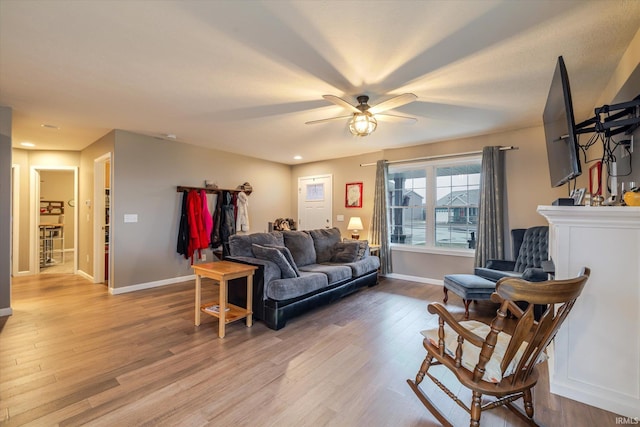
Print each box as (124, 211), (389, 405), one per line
(359, 146), (518, 167)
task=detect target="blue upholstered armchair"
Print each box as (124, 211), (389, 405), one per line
(474, 226), (550, 320)
(474, 226), (549, 283)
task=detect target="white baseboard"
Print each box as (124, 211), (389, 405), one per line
(385, 273), (443, 286)
(76, 269), (93, 282)
(12, 270), (33, 277)
(0, 307), (13, 317)
(110, 275), (195, 295)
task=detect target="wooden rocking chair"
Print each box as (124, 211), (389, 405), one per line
(407, 267), (590, 427)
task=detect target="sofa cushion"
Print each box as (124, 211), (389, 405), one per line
(298, 264), (352, 285)
(283, 230), (317, 267)
(343, 238), (369, 260)
(229, 231), (284, 257)
(264, 244), (300, 277)
(330, 242), (359, 263)
(266, 272), (328, 301)
(252, 244), (299, 279)
(342, 256), (380, 278)
(309, 228), (342, 263)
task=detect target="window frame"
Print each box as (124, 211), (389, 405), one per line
(388, 154), (481, 257)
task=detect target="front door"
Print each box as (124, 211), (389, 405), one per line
(297, 174), (332, 230)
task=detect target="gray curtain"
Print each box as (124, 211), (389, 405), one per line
(371, 160), (392, 275)
(474, 146), (505, 268)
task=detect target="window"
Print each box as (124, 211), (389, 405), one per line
(388, 156), (481, 251)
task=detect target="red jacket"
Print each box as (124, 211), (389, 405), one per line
(186, 190), (209, 262)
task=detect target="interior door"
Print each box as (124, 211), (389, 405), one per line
(297, 175), (332, 230)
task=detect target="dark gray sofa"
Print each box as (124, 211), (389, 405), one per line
(226, 227), (380, 330)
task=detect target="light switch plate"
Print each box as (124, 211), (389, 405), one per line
(124, 214), (138, 223)
(337, 215), (344, 221)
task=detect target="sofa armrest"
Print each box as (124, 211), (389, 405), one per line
(484, 259), (516, 271)
(226, 256), (282, 285)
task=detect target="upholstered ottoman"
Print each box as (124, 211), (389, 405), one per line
(443, 274), (496, 319)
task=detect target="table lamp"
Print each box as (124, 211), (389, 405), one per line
(347, 216), (363, 240)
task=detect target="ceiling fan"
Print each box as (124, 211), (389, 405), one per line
(305, 93), (418, 136)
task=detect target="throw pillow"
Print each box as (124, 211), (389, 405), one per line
(282, 230), (316, 267)
(330, 242), (359, 263)
(309, 228), (342, 263)
(252, 244), (299, 279)
(264, 244), (301, 276)
(343, 238), (369, 260)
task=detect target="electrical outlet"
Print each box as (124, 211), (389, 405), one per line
(202, 253), (207, 261)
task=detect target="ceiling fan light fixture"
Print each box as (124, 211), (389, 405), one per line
(349, 112), (377, 137)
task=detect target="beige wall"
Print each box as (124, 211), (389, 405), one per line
(291, 124), (564, 282)
(290, 151), (380, 238)
(12, 149), (29, 271)
(11, 149), (80, 273)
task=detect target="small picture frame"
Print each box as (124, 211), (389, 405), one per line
(571, 188), (586, 206)
(345, 182), (363, 208)
(589, 161), (602, 196)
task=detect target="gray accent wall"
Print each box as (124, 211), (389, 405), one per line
(0, 106), (12, 314)
(111, 130), (291, 289)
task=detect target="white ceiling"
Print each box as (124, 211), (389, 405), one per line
(1, 0), (639, 165)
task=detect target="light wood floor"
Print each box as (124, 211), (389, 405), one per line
(1, 274), (621, 426)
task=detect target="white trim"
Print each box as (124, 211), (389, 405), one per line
(0, 307), (13, 317)
(29, 165), (78, 275)
(391, 244), (475, 258)
(385, 273), (443, 286)
(109, 275), (195, 295)
(388, 155), (481, 251)
(76, 269), (93, 282)
(93, 153), (111, 287)
(12, 270), (32, 277)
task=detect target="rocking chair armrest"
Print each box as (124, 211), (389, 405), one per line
(427, 303), (485, 347)
(490, 293), (525, 319)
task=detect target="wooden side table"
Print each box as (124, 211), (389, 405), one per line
(192, 261), (257, 338)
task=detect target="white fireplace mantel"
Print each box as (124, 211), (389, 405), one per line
(537, 205), (640, 419)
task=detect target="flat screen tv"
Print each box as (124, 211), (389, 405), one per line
(543, 56), (581, 188)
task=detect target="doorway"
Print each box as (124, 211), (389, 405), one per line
(297, 174), (333, 230)
(29, 166), (78, 274)
(93, 153), (111, 287)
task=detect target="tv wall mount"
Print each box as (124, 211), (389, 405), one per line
(576, 95), (640, 137)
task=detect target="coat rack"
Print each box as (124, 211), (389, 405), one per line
(176, 183), (252, 196)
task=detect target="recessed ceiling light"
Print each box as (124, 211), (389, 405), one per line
(293, 155), (302, 160)
(21, 142), (36, 147)
(41, 124), (59, 129)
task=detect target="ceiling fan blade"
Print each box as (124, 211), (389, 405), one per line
(369, 93), (418, 114)
(322, 95), (361, 113)
(374, 113), (417, 123)
(305, 115), (353, 125)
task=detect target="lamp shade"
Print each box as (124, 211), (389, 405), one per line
(347, 217), (363, 231)
(347, 216), (363, 239)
